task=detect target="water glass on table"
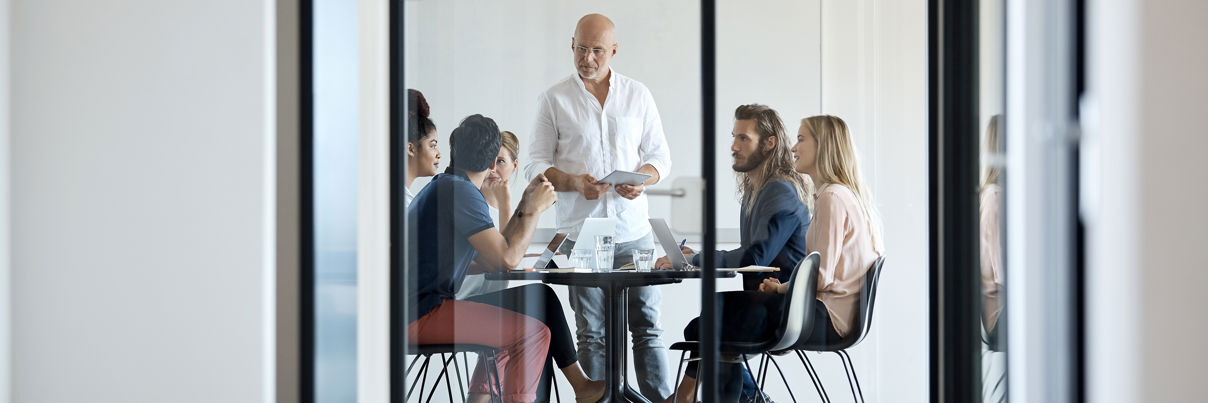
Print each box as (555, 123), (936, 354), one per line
(632, 249), (655, 272)
(594, 235), (615, 273)
(569, 249), (595, 271)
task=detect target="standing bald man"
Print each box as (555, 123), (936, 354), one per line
(525, 13), (673, 401)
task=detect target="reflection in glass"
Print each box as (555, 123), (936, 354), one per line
(980, 114), (1006, 403)
(978, 0), (1007, 399)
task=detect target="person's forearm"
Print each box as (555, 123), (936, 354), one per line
(497, 202), (542, 269)
(542, 167), (578, 192)
(496, 193), (513, 230)
(636, 164), (660, 186)
(466, 259), (489, 275)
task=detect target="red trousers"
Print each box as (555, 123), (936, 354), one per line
(408, 299), (550, 403)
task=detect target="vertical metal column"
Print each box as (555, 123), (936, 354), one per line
(390, 0), (407, 401)
(929, 0), (984, 400)
(698, 0), (718, 402)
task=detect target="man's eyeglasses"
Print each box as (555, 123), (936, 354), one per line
(572, 45), (612, 57)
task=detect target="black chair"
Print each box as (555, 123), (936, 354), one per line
(668, 252), (823, 403)
(774, 256), (886, 403)
(405, 344), (503, 403)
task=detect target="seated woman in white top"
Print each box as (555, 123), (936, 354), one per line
(403, 89), (441, 208)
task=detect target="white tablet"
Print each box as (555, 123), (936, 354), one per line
(596, 170), (652, 185)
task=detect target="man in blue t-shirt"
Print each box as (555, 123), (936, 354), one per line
(408, 114), (605, 402)
(409, 115), (558, 322)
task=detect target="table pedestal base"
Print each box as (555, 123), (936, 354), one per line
(601, 286), (651, 403)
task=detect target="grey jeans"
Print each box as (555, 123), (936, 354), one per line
(560, 232), (671, 401)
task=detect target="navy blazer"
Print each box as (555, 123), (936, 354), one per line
(693, 180), (812, 290)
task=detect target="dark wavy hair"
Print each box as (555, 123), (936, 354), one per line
(446, 114), (501, 173)
(407, 89), (436, 144)
(734, 104), (812, 210)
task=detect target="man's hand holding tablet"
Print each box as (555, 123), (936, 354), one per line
(596, 170), (651, 185)
(598, 170), (652, 200)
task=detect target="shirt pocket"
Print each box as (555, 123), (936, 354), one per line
(612, 116), (644, 165)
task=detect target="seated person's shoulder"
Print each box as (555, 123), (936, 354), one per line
(818, 183), (858, 204)
(765, 179), (797, 194)
(761, 179), (804, 203)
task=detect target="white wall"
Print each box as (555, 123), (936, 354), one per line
(820, 0), (930, 401)
(1087, 1), (1208, 402)
(9, 0), (277, 402)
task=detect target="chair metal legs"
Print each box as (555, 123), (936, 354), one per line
(671, 350), (689, 402)
(758, 354), (798, 403)
(407, 355), (433, 401)
(796, 351), (831, 403)
(789, 350), (866, 403)
(405, 350), (503, 403)
(741, 355), (774, 402)
(834, 350), (865, 403)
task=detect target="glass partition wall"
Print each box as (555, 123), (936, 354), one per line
(387, 0), (928, 402)
(303, 0), (360, 400)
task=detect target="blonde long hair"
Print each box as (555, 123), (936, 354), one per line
(734, 104), (812, 211)
(500, 130), (520, 162)
(801, 115), (884, 252)
(981, 115), (1002, 189)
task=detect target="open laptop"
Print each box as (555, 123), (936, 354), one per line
(649, 218), (696, 270)
(649, 218), (781, 273)
(571, 217), (618, 252)
(530, 232), (568, 269)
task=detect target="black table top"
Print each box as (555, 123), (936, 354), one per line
(485, 270), (737, 288)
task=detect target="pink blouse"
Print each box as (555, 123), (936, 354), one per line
(808, 183), (883, 337)
(980, 184), (1004, 332)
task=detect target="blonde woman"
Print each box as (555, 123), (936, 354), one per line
(763, 114), (884, 344)
(980, 115), (1004, 334)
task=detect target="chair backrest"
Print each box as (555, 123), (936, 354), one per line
(769, 252), (821, 351)
(844, 256), (886, 348)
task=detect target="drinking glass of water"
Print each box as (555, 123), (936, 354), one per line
(594, 235), (615, 273)
(632, 249), (655, 272)
(569, 249), (595, 271)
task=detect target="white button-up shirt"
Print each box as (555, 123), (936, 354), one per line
(525, 69), (672, 243)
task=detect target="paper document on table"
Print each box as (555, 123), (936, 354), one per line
(511, 268), (593, 273)
(716, 266), (780, 272)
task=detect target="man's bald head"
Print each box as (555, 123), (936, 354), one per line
(574, 13), (616, 43)
(571, 14), (618, 81)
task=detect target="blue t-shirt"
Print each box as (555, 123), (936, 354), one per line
(408, 172), (496, 321)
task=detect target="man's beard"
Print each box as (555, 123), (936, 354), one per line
(733, 148), (768, 173)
